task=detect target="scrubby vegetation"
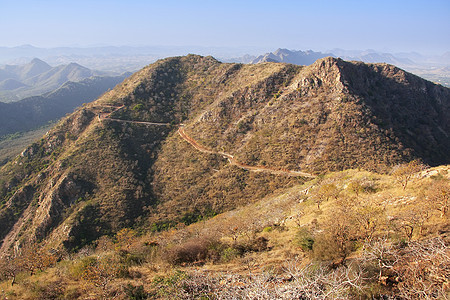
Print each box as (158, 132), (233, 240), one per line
(0, 165), (448, 299)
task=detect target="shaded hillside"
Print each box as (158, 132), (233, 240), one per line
(0, 74), (128, 137)
(0, 55), (448, 255)
(0, 59), (109, 102)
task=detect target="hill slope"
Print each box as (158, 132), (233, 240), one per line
(0, 55), (448, 255)
(0, 59), (107, 102)
(0, 74), (128, 137)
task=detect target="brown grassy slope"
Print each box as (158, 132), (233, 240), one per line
(1, 166), (448, 300)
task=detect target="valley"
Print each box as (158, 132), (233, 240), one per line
(0, 125), (54, 166)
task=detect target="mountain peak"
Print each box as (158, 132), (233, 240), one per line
(17, 44), (37, 49)
(67, 62), (83, 68)
(28, 58), (52, 70)
(21, 58), (52, 78)
(30, 57), (47, 64)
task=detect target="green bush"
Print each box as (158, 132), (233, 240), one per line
(262, 226), (273, 232)
(125, 284), (148, 300)
(294, 227), (314, 251)
(69, 256), (97, 279)
(132, 104), (144, 111)
(221, 247), (240, 262)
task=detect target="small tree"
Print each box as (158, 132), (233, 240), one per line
(391, 160), (425, 190)
(19, 243), (57, 275)
(352, 199), (386, 243)
(426, 180), (449, 218)
(393, 206), (431, 240)
(82, 255), (121, 297)
(0, 255), (21, 286)
(314, 183), (341, 209)
(115, 228), (137, 251)
(313, 205), (358, 263)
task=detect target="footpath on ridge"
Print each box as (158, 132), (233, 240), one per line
(96, 104), (315, 178)
(177, 126), (315, 178)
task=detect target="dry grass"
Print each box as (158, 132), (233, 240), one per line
(1, 164), (448, 298)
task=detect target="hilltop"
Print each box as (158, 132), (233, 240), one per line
(0, 55), (448, 255)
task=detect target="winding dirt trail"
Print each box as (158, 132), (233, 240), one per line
(97, 105), (315, 178)
(178, 126), (315, 178)
(103, 118), (171, 126)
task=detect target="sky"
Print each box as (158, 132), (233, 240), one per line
(0, 0), (449, 54)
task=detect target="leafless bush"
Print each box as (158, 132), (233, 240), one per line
(395, 238), (449, 299)
(168, 237), (448, 299)
(361, 237), (449, 299)
(166, 260), (365, 299)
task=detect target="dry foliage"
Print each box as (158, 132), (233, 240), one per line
(391, 160), (426, 190)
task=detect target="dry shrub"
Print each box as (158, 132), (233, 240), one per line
(426, 179), (449, 218)
(361, 237), (449, 299)
(391, 160), (426, 190)
(395, 238), (449, 299)
(163, 263), (365, 299)
(312, 206), (358, 263)
(29, 279), (67, 299)
(165, 237), (225, 265)
(233, 236), (269, 254)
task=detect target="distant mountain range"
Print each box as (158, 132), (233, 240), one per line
(239, 48), (450, 86)
(249, 48), (450, 66)
(0, 45), (266, 74)
(250, 49), (334, 65)
(0, 73), (128, 137)
(0, 58), (113, 102)
(1, 45), (449, 86)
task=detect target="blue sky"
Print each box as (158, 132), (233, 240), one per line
(0, 0), (449, 54)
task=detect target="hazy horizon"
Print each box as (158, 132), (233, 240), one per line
(1, 0), (449, 55)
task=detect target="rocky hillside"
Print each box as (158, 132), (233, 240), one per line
(0, 55), (448, 255)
